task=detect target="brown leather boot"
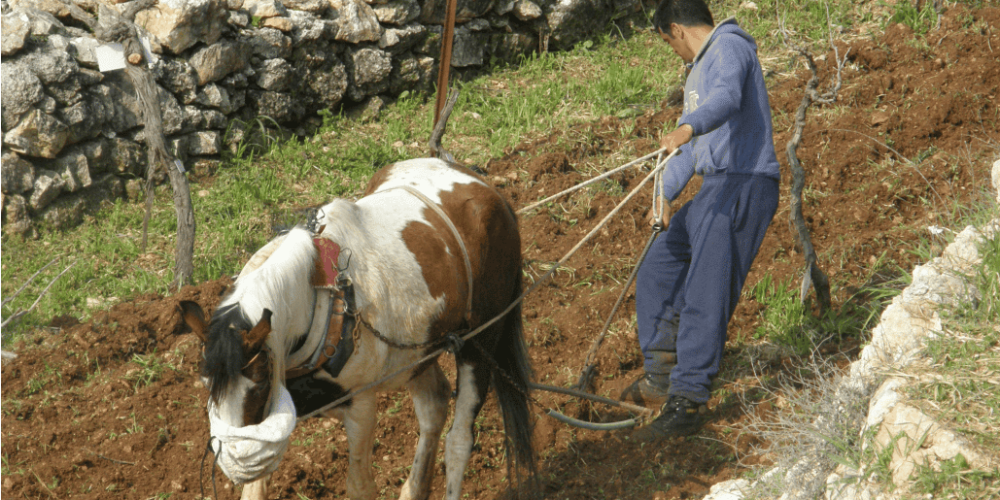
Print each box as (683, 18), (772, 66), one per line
(619, 373), (671, 409)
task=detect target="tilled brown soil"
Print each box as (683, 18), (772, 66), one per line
(3, 5), (999, 500)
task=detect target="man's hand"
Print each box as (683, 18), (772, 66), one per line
(659, 123), (694, 153)
(645, 195), (671, 228)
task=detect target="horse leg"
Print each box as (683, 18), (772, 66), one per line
(443, 361), (490, 500)
(334, 393), (379, 500)
(399, 362), (450, 500)
(239, 475), (269, 500)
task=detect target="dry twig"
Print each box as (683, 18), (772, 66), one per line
(1, 260), (76, 330)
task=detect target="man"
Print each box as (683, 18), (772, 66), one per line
(621, 0), (781, 437)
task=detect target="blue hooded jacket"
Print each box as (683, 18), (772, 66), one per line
(661, 18), (781, 202)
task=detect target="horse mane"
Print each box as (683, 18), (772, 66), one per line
(206, 227), (318, 411)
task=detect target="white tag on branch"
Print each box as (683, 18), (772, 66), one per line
(95, 43), (126, 72)
(96, 37), (157, 72)
(175, 159), (185, 173)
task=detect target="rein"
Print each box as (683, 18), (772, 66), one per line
(297, 150), (679, 424)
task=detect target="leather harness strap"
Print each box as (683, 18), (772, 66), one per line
(285, 239), (355, 380)
(285, 185), (474, 380)
(395, 185), (474, 325)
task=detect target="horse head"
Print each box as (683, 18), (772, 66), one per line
(179, 300), (275, 426)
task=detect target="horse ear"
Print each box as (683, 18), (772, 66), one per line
(179, 301), (208, 343)
(244, 309), (273, 354)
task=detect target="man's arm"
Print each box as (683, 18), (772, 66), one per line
(678, 37), (752, 136)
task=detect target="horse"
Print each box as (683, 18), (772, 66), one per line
(179, 158), (536, 500)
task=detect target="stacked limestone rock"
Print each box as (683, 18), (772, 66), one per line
(702, 160), (1000, 500)
(1, 0), (646, 235)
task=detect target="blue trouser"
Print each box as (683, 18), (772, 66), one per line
(636, 173), (779, 404)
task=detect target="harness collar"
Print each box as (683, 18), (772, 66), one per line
(285, 237), (357, 380)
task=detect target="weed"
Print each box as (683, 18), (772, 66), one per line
(127, 353), (174, 391)
(888, 1), (938, 36)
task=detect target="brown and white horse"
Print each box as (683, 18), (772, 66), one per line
(180, 158), (535, 500)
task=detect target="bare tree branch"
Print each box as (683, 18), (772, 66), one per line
(2, 258), (57, 308)
(777, 3), (850, 313)
(429, 88), (460, 164)
(94, 3), (196, 289)
(1, 261), (76, 330)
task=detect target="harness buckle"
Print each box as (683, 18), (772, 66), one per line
(443, 332), (466, 355)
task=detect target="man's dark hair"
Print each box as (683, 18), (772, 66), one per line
(653, 0), (714, 34)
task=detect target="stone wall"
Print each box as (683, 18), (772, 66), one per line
(1, 0), (648, 234)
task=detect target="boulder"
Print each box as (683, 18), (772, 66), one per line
(345, 95), (388, 122)
(421, 0), (494, 24)
(203, 109), (228, 129)
(512, 0), (541, 20)
(248, 90), (300, 122)
(157, 59), (199, 104)
(188, 40), (250, 85)
(488, 30), (537, 64)
(287, 10), (328, 46)
(379, 22), (427, 53)
(72, 139), (112, 175)
(39, 193), (86, 229)
(59, 95), (110, 143)
(8, 0), (73, 18)
(282, 0), (329, 12)
(346, 47), (392, 100)
(68, 36), (101, 68)
(19, 44), (79, 85)
(194, 84), (236, 114)
(46, 74), (84, 106)
(134, 0), (228, 54)
(4, 110), (71, 159)
(372, 0), (420, 26)
(108, 138), (146, 177)
(330, 0), (382, 43)
(187, 131), (221, 156)
(244, 0), (288, 18)
(256, 58), (295, 91)
(494, 0), (514, 15)
(247, 27), (293, 59)
(1, 11), (31, 56)
(18, 7), (66, 36)
(389, 55), (434, 93)
(51, 151), (92, 192)
(29, 169), (66, 210)
(1, 151), (36, 194)
(3, 194), (32, 234)
(182, 105), (205, 132)
(261, 16), (294, 31)
(1, 60), (45, 131)
(451, 26), (486, 67)
(228, 10), (250, 28)
(303, 61), (349, 109)
(546, 0), (609, 50)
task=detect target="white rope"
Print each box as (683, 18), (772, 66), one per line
(517, 147), (668, 214)
(297, 148), (681, 421)
(209, 384), (297, 484)
(652, 150), (665, 226)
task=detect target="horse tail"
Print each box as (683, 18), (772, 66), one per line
(489, 277), (538, 498)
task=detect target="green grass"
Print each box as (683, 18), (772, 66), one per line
(746, 265), (901, 356)
(906, 231), (1000, 450)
